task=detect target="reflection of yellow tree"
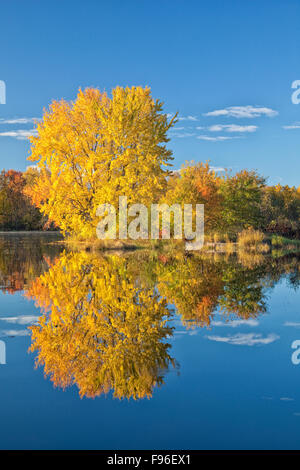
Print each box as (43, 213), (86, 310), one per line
(25, 248), (300, 400)
(156, 254), (224, 327)
(0, 235), (63, 293)
(26, 251), (174, 399)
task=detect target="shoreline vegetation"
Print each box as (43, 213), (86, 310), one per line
(53, 231), (300, 261)
(0, 231), (299, 257)
(1, 86), (299, 253)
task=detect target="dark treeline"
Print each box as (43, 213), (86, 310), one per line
(0, 168), (55, 231)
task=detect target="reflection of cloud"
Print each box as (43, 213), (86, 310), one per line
(204, 105), (278, 118)
(0, 329), (29, 337)
(0, 129), (38, 140)
(0, 117), (40, 124)
(280, 397), (294, 402)
(293, 412), (300, 416)
(211, 319), (259, 328)
(0, 315), (39, 325)
(284, 322), (300, 328)
(206, 332), (279, 346)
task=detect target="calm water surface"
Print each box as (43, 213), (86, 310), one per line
(0, 233), (300, 450)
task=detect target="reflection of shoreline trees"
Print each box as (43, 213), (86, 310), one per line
(27, 252), (174, 399)
(0, 235), (63, 293)
(21, 245), (300, 399)
(155, 254), (268, 327)
(155, 252), (300, 327)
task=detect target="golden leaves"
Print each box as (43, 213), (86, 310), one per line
(28, 251), (174, 399)
(28, 86), (175, 239)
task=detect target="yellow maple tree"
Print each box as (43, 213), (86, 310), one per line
(28, 87), (176, 239)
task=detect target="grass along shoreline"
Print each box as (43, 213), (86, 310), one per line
(51, 228), (300, 257)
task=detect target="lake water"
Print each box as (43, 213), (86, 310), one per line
(0, 233), (300, 450)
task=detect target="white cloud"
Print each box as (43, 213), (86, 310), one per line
(171, 165), (226, 174)
(206, 332), (279, 346)
(204, 105), (278, 118)
(0, 129), (38, 140)
(0, 315), (39, 325)
(26, 165), (41, 173)
(0, 329), (30, 337)
(169, 132), (196, 138)
(197, 135), (237, 141)
(167, 113), (198, 122)
(282, 122), (300, 129)
(284, 322), (300, 327)
(280, 397), (294, 402)
(178, 115), (198, 121)
(209, 166), (226, 172)
(206, 124), (258, 133)
(174, 330), (198, 336)
(211, 319), (259, 328)
(0, 117), (40, 124)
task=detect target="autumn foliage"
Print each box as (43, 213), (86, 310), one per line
(163, 162), (223, 231)
(27, 251), (174, 399)
(28, 87), (176, 239)
(23, 85), (300, 241)
(0, 169), (46, 230)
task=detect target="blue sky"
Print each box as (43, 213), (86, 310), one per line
(0, 0), (299, 186)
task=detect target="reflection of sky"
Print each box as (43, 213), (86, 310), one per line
(0, 278), (299, 449)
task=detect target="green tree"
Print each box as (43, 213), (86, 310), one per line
(260, 184), (300, 236)
(219, 170), (265, 232)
